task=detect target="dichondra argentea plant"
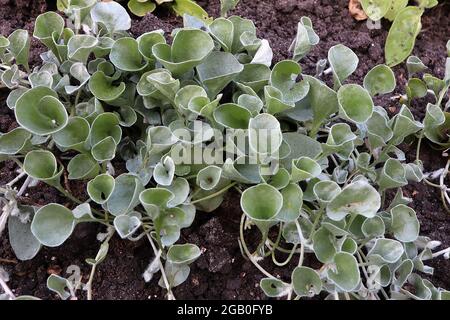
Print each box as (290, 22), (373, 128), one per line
(0, 0), (450, 300)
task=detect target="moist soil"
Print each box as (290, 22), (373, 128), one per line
(0, 0), (449, 300)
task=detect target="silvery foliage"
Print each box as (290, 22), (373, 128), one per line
(0, 0), (449, 300)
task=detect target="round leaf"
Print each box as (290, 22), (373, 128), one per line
(197, 165), (222, 191)
(260, 278), (290, 298)
(292, 266), (322, 297)
(152, 28), (214, 76)
(390, 204), (420, 242)
(276, 183), (303, 222)
(8, 206), (41, 261)
(106, 174), (144, 216)
(31, 204), (75, 247)
(363, 64), (396, 97)
(15, 87), (68, 135)
(328, 44), (358, 87)
(367, 238), (404, 264)
(327, 252), (360, 292)
(87, 173), (115, 204)
(110, 37), (147, 72)
(337, 84), (374, 124)
(241, 184), (282, 221)
(114, 215), (142, 239)
(167, 244), (201, 265)
(91, 1), (131, 34)
(326, 180), (381, 221)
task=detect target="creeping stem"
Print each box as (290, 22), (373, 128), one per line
(239, 214), (276, 279)
(86, 229), (115, 300)
(146, 232), (175, 300)
(190, 182), (237, 204)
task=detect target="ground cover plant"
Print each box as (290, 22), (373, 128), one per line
(0, 0), (449, 300)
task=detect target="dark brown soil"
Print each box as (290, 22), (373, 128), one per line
(1, 0), (450, 300)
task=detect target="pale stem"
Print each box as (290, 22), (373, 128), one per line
(17, 176), (32, 197)
(190, 181), (237, 204)
(431, 247), (450, 259)
(6, 171), (26, 187)
(86, 230), (115, 301)
(145, 232), (175, 300)
(0, 275), (14, 300)
(295, 219), (305, 267)
(239, 214), (276, 279)
(439, 160), (450, 210)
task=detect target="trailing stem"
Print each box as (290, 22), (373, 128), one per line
(146, 232), (175, 300)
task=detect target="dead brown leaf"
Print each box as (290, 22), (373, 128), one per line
(349, 0), (368, 21)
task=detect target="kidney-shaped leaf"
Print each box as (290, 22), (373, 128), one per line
(114, 215), (142, 239)
(106, 174), (144, 216)
(15, 87), (68, 135)
(361, 215), (385, 238)
(8, 29), (30, 70)
(137, 30), (166, 61)
(290, 156), (321, 183)
(0, 128), (31, 155)
(110, 37), (147, 72)
(152, 28), (214, 76)
(33, 11), (64, 58)
(326, 180), (381, 221)
(312, 226), (336, 263)
(241, 184), (282, 222)
(378, 158), (408, 191)
(8, 206), (41, 261)
(139, 187), (174, 218)
(385, 6), (423, 67)
(31, 204), (75, 247)
(337, 84), (373, 124)
(67, 154), (99, 180)
(260, 278), (290, 298)
(23, 150), (62, 187)
(197, 51), (243, 98)
(363, 64), (396, 97)
(276, 183), (303, 222)
(367, 238), (404, 264)
(53, 116), (89, 152)
(67, 35), (98, 64)
(91, 1), (131, 34)
(292, 266), (322, 297)
(197, 165), (222, 191)
(167, 243), (201, 265)
(87, 173), (115, 204)
(88, 70), (126, 102)
(328, 44), (358, 88)
(270, 60), (309, 103)
(313, 180), (341, 204)
(327, 252), (360, 292)
(154, 156), (175, 186)
(248, 113), (283, 157)
(90, 112), (121, 146)
(213, 103), (251, 129)
(390, 204), (419, 242)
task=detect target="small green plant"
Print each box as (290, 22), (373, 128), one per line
(409, 42), (450, 212)
(126, 0), (208, 19)
(57, 0), (208, 20)
(359, 0), (439, 66)
(0, 0), (449, 300)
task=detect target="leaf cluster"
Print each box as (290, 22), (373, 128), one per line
(0, 0), (449, 300)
